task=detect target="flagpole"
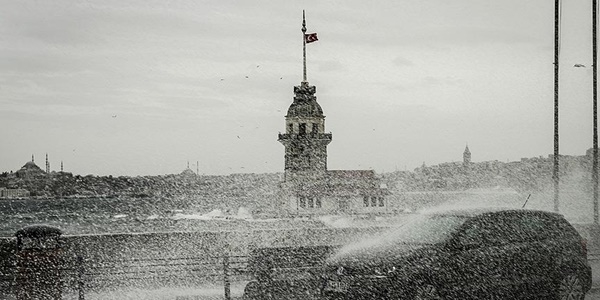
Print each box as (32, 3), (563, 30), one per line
(302, 10), (307, 83)
(593, 0), (598, 224)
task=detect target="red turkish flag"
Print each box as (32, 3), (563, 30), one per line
(305, 33), (318, 43)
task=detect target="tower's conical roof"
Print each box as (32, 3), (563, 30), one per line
(286, 82), (323, 117)
(464, 144), (471, 154)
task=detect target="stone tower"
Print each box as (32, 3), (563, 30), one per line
(278, 11), (331, 183)
(278, 82), (332, 182)
(463, 144), (471, 164)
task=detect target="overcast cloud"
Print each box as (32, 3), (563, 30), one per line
(0, 0), (595, 176)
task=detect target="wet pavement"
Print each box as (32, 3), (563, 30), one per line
(56, 254), (600, 299)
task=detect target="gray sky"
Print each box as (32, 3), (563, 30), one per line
(0, 0), (596, 176)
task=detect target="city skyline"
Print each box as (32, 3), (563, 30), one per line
(0, 0), (596, 176)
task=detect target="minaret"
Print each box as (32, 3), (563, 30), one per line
(45, 153), (50, 173)
(61, 161), (64, 172)
(278, 11), (331, 182)
(463, 144), (471, 164)
(31, 154), (34, 162)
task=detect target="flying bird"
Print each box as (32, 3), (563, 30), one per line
(574, 64), (586, 68)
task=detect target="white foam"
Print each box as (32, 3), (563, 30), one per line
(235, 207), (252, 219)
(171, 213), (212, 220)
(318, 215), (354, 228)
(171, 209), (237, 221)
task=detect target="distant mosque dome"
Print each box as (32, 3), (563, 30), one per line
(24, 161), (38, 167)
(180, 168), (196, 177)
(16, 158), (45, 178)
(21, 160), (42, 171)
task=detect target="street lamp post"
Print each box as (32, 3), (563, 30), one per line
(553, 0), (560, 212)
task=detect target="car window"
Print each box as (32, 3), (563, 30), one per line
(383, 214), (468, 244)
(455, 215), (514, 247)
(511, 213), (549, 242)
(538, 213), (578, 240)
(508, 212), (575, 242)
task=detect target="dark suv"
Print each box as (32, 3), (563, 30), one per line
(321, 208), (591, 299)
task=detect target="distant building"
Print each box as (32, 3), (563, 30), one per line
(49, 160), (73, 178)
(463, 144), (471, 164)
(0, 187), (30, 198)
(181, 168), (197, 179)
(15, 155), (46, 179)
(180, 162), (197, 178)
(273, 17), (391, 216)
(277, 78), (387, 215)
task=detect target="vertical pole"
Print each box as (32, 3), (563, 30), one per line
(223, 254), (231, 300)
(385, 196), (388, 214)
(77, 256), (84, 300)
(553, 0), (561, 212)
(302, 10), (307, 83)
(593, 0), (599, 224)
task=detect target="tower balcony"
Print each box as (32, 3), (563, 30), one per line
(278, 132), (332, 142)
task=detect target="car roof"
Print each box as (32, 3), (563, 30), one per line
(15, 224), (63, 238)
(422, 207), (563, 219)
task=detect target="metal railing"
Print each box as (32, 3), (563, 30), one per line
(0, 245), (335, 300)
(0, 253), (254, 300)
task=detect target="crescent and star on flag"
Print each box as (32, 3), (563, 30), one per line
(305, 33), (318, 43)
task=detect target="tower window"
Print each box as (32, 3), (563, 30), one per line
(315, 198), (322, 208)
(378, 197), (385, 207)
(299, 123), (307, 135)
(363, 196), (369, 207)
(307, 197), (314, 208)
(371, 197), (377, 207)
(312, 123), (319, 134)
(299, 197), (306, 208)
